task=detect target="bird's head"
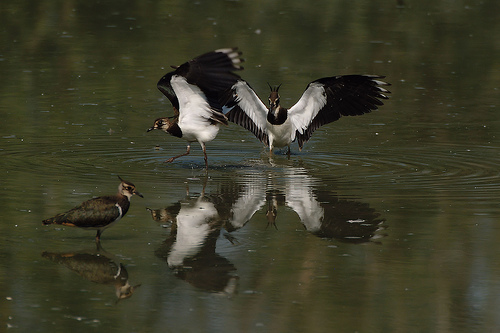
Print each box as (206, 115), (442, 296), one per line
(117, 176), (144, 199)
(267, 83), (282, 114)
(147, 117), (172, 133)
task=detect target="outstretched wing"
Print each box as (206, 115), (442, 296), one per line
(221, 80), (269, 145)
(157, 48), (243, 112)
(288, 75), (390, 149)
(170, 75), (228, 126)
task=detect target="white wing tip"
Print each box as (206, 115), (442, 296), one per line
(215, 47), (244, 68)
(373, 79), (390, 87)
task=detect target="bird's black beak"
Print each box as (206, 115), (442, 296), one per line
(147, 127), (155, 132)
(134, 190), (144, 198)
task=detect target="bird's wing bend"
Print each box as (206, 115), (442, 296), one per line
(221, 80), (269, 145)
(157, 48), (243, 113)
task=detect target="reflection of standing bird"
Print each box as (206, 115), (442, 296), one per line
(222, 75), (390, 155)
(42, 177), (143, 243)
(147, 48), (243, 167)
(42, 247), (140, 300)
(146, 206), (177, 224)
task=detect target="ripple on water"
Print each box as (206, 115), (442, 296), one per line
(306, 144), (500, 197)
(4, 132), (500, 200)
(4, 133), (154, 178)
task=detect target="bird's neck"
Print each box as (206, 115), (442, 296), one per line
(267, 106), (287, 125)
(116, 194), (131, 214)
(167, 122), (183, 138)
(117, 192), (132, 202)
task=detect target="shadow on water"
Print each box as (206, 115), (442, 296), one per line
(148, 162), (386, 294)
(41, 243), (141, 301)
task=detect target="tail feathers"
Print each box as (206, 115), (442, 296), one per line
(42, 214), (66, 225)
(42, 217), (56, 225)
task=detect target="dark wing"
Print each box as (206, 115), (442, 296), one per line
(157, 72), (179, 110)
(221, 80), (269, 145)
(157, 48), (243, 112)
(288, 75), (390, 149)
(45, 197), (124, 228)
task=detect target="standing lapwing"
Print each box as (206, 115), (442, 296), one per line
(42, 177), (143, 243)
(221, 75), (390, 155)
(147, 48), (243, 168)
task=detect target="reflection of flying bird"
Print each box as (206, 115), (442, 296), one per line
(264, 189), (286, 230)
(162, 194), (220, 268)
(222, 171), (267, 231)
(315, 196), (385, 242)
(156, 224), (238, 294)
(153, 188), (238, 294)
(42, 246), (140, 300)
(173, 255), (238, 294)
(222, 75), (390, 155)
(147, 48), (243, 167)
(283, 168), (384, 242)
(218, 167), (385, 242)
(42, 177), (143, 243)
(283, 168), (325, 232)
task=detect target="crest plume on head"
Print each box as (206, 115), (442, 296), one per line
(267, 83), (282, 92)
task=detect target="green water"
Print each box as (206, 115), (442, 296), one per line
(1, 0), (500, 332)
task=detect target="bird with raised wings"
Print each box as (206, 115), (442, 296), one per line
(221, 74), (390, 155)
(147, 48), (243, 167)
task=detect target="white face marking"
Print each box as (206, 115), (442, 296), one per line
(120, 184), (135, 200)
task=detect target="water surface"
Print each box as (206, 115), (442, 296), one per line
(1, 0), (500, 332)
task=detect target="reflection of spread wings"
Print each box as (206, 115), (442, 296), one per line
(168, 196), (219, 267)
(225, 172), (267, 230)
(315, 194), (385, 242)
(283, 167), (385, 242)
(283, 168), (324, 232)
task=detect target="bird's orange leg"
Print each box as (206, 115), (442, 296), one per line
(165, 144), (191, 163)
